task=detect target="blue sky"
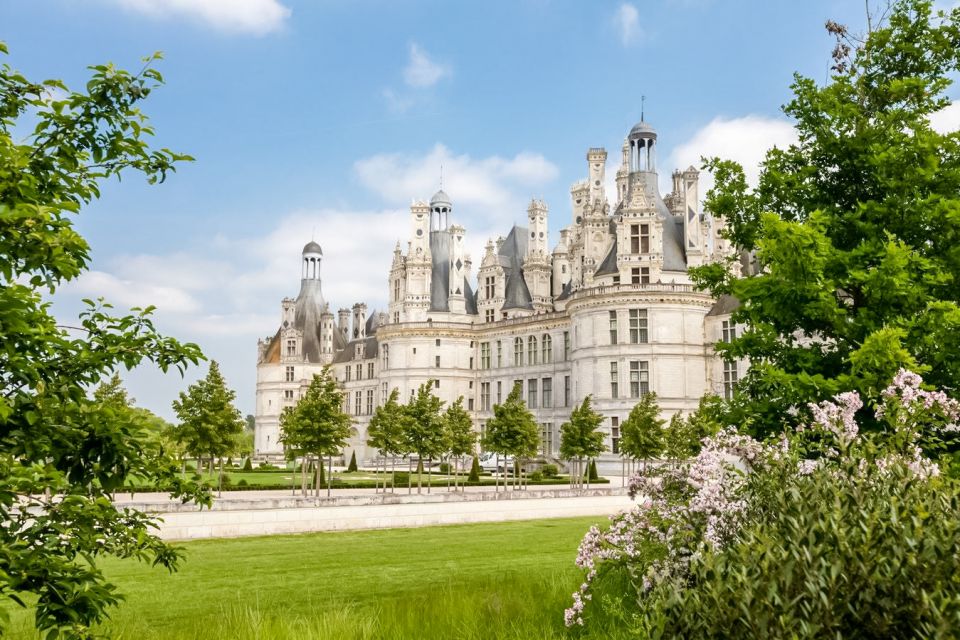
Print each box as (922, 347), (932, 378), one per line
(3, 0), (958, 420)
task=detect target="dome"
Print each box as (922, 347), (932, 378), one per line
(628, 120), (657, 139)
(430, 189), (452, 208)
(302, 241), (323, 255)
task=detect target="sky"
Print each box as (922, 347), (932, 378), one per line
(3, 0), (959, 421)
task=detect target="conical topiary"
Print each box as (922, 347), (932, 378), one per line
(588, 459), (599, 482)
(468, 455), (480, 482)
(347, 451), (358, 473)
(242, 457), (253, 472)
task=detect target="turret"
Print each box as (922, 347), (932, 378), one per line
(338, 308), (350, 341)
(448, 224), (467, 314)
(352, 303), (367, 339)
(527, 199), (548, 257)
(587, 148), (607, 204)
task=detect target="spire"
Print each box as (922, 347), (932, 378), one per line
(641, 94), (646, 121)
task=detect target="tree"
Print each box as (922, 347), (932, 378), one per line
(171, 361), (245, 494)
(691, 0), (960, 439)
(279, 367), (352, 497)
(482, 383), (540, 491)
(366, 388), (409, 493)
(0, 45), (206, 637)
(402, 382), (447, 494)
(245, 414), (255, 431)
(620, 392), (666, 474)
(346, 450), (358, 473)
(444, 396), (477, 491)
(560, 396), (606, 490)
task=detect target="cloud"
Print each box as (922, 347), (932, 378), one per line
(614, 3), (643, 46)
(666, 115), (798, 198)
(930, 100), (960, 134)
(403, 44), (452, 88)
(66, 270), (201, 314)
(108, 0), (291, 35)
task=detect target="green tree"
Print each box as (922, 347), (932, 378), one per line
(346, 450), (358, 473)
(560, 396), (606, 490)
(482, 383), (540, 491)
(171, 361), (245, 494)
(0, 45), (206, 637)
(366, 388), (409, 493)
(692, 0), (960, 439)
(245, 414), (255, 431)
(402, 382), (447, 494)
(444, 396), (477, 491)
(620, 392), (666, 474)
(279, 367), (352, 497)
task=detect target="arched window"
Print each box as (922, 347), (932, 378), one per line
(514, 337), (524, 367)
(382, 344), (389, 369)
(542, 334), (552, 364)
(528, 335), (538, 365)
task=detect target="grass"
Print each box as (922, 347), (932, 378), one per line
(5, 517), (633, 639)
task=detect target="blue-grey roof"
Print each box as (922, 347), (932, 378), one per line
(302, 241), (322, 255)
(430, 189), (452, 207)
(595, 237), (619, 276)
(293, 279), (326, 363)
(629, 120), (657, 138)
(499, 226), (534, 311)
(429, 230), (451, 312)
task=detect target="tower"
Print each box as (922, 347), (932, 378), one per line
(352, 303), (367, 339)
(682, 166), (704, 267)
(301, 240), (322, 281)
(448, 224), (467, 315)
(338, 308), (350, 341)
(587, 148), (607, 204)
(527, 199), (548, 256)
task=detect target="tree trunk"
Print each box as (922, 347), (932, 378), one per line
(326, 455), (333, 498)
(427, 456), (432, 494)
(218, 458), (224, 497)
(495, 454), (499, 494)
(408, 458), (412, 495)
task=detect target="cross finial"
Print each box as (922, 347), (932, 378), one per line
(641, 95), (646, 121)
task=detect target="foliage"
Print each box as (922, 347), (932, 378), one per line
(365, 388), (408, 459)
(690, 0), (960, 439)
(619, 393), (665, 464)
(559, 396), (606, 462)
(529, 470), (544, 482)
(346, 451), (357, 473)
(566, 369), (960, 636)
(0, 43), (207, 637)
(279, 367), (352, 494)
(482, 383), (540, 489)
(402, 383), (447, 482)
(468, 456), (480, 482)
(541, 464), (559, 478)
(242, 457), (253, 472)
(171, 361), (245, 466)
(587, 460), (598, 482)
(443, 396), (477, 458)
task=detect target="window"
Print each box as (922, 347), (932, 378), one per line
(723, 360), (739, 400)
(394, 279), (401, 301)
(721, 320), (737, 343)
(481, 382), (491, 411)
(609, 310), (618, 344)
(613, 275), (620, 285)
(382, 382), (388, 404)
(434, 379), (440, 389)
(354, 390), (362, 416)
(641, 267), (650, 284)
(480, 342), (491, 369)
(611, 417), (620, 455)
(497, 340), (503, 367)
(366, 389), (374, 415)
(345, 367), (351, 382)
(468, 398), (474, 411)
(484, 276), (495, 299)
(382, 344), (389, 369)
(541, 423), (555, 456)
(286, 339), (296, 356)
(630, 223), (650, 253)
(630, 361), (650, 398)
(629, 309), (648, 344)
(514, 337), (524, 366)
(563, 331), (571, 360)
(345, 393), (351, 413)
(285, 366), (295, 382)
(528, 336), (538, 365)
(435, 355), (441, 368)
(368, 362), (374, 378)
(485, 309), (495, 323)
(497, 381), (503, 405)
(356, 364), (362, 381)
(469, 357), (474, 369)
(284, 389), (294, 400)
(394, 311), (400, 323)
(564, 376), (571, 407)
(542, 377), (552, 408)
(610, 362), (619, 399)
(527, 379), (538, 409)
(542, 334), (552, 363)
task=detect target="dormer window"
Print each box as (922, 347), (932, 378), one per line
(286, 339), (296, 356)
(630, 224), (650, 253)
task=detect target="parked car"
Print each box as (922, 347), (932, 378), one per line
(479, 452), (516, 474)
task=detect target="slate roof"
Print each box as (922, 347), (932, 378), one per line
(595, 236), (619, 276)
(293, 279), (326, 363)
(498, 225), (534, 311)
(706, 294), (739, 317)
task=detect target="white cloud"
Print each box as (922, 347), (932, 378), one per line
(66, 270), (201, 314)
(403, 44), (452, 88)
(109, 0), (291, 35)
(614, 3), (643, 46)
(930, 100), (960, 134)
(666, 115), (798, 198)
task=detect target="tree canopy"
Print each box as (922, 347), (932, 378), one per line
(280, 367), (352, 461)
(620, 392), (665, 464)
(0, 44), (205, 637)
(171, 361), (245, 468)
(692, 0), (960, 438)
(482, 383), (540, 460)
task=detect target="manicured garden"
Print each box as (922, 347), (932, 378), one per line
(4, 518), (628, 640)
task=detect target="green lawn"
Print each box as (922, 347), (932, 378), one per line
(6, 517), (631, 639)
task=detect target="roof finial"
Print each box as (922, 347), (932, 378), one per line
(641, 94), (646, 121)
(439, 164), (443, 190)
(311, 225), (316, 241)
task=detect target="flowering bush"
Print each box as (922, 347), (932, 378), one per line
(566, 369), (960, 637)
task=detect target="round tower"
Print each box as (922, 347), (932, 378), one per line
(302, 241), (323, 280)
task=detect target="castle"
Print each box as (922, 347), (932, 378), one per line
(254, 119), (741, 462)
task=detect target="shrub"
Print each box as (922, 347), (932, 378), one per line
(346, 451), (358, 473)
(468, 456), (480, 482)
(439, 462), (451, 474)
(529, 471), (544, 482)
(242, 457), (253, 472)
(541, 464), (559, 478)
(237, 478), (248, 487)
(258, 462), (278, 470)
(392, 472), (410, 487)
(226, 457), (233, 468)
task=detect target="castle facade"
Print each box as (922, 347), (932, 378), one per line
(254, 120), (741, 462)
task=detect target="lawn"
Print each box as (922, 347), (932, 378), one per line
(5, 517), (631, 639)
